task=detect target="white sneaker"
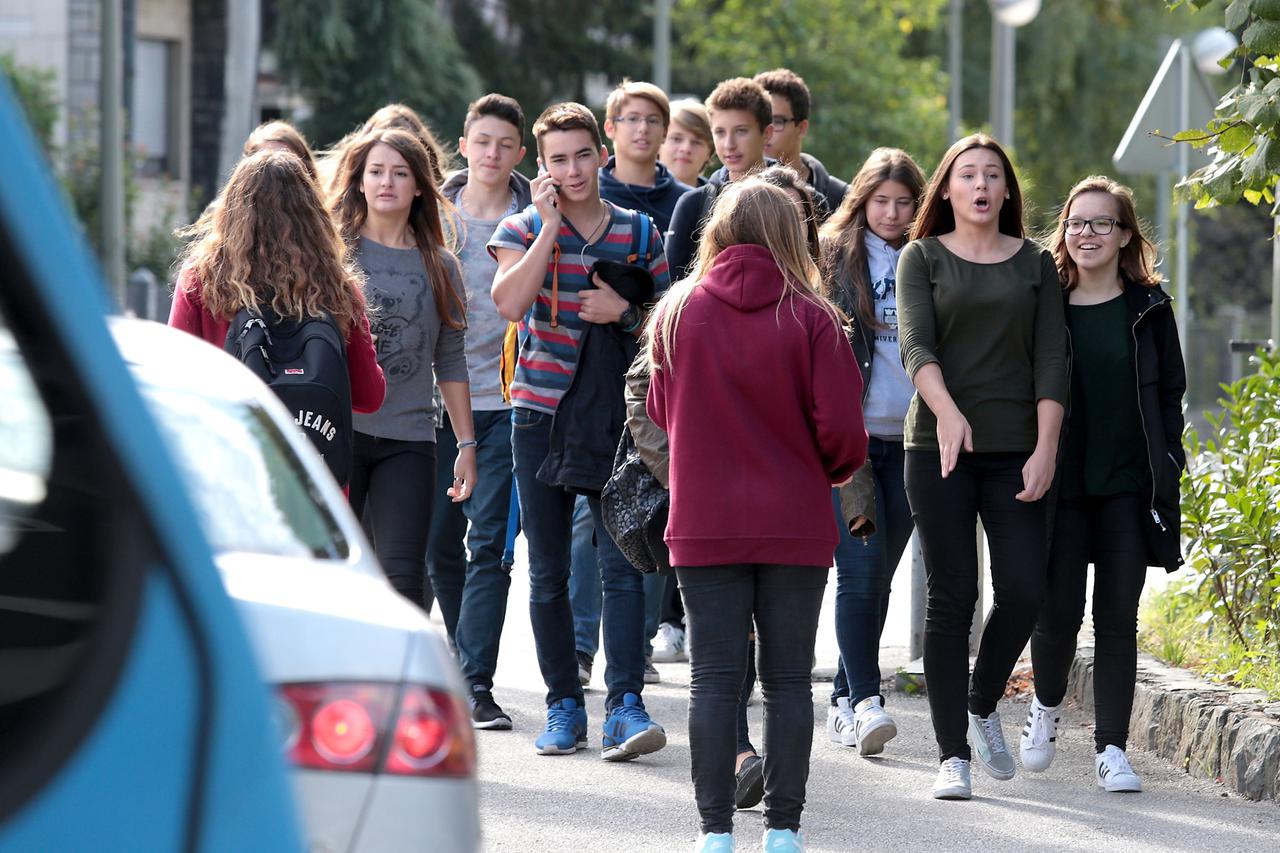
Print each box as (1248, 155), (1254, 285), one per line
(826, 697), (857, 747)
(762, 828), (805, 852)
(967, 710), (1016, 780)
(1095, 745), (1142, 792)
(852, 696), (898, 756)
(651, 622), (687, 662)
(932, 757), (972, 800)
(1019, 696), (1061, 772)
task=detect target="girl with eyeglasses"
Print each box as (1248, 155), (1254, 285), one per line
(1019, 176), (1186, 794)
(896, 134), (1068, 800)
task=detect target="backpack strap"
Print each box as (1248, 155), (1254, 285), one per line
(524, 209), (562, 328)
(626, 210), (652, 265)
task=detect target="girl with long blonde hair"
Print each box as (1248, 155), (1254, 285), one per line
(168, 147), (385, 422)
(328, 126), (476, 614)
(646, 178), (866, 852)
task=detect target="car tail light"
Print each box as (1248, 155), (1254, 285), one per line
(385, 686), (476, 778)
(277, 683), (474, 778)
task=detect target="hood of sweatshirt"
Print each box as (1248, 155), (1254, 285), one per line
(700, 244), (790, 312)
(598, 156), (689, 200)
(440, 167), (533, 209)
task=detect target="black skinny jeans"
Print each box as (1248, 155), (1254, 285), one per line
(348, 431), (436, 612)
(1032, 492), (1148, 752)
(677, 563), (827, 835)
(905, 451), (1048, 763)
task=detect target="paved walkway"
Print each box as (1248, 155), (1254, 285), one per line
(461, 545), (1277, 852)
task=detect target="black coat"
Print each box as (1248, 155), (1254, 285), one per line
(1055, 281), (1187, 572)
(829, 255), (875, 402)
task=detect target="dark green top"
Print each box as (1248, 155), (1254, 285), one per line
(1061, 294), (1149, 498)
(896, 237), (1068, 452)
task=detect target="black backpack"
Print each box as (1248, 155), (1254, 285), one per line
(224, 306), (353, 486)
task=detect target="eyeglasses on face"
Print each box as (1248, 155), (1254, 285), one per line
(1063, 217), (1119, 236)
(613, 114), (664, 128)
(770, 116), (801, 130)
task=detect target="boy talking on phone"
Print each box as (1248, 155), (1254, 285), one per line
(489, 103), (671, 761)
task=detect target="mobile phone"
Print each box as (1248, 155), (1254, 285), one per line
(537, 159), (561, 197)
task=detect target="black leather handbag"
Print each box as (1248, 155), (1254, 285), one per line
(600, 428), (671, 574)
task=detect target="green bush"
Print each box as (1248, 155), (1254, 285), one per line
(1, 52), (58, 153)
(1175, 348), (1280, 678)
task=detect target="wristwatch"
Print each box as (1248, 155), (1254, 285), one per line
(619, 304), (642, 333)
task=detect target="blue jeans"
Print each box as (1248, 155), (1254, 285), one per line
(569, 496), (600, 657)
(426, 410), (514, 692)
(512, 407), (646, 711)
(831, 437), (913, 705)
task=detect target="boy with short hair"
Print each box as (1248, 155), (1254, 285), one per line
(665, 76), (775, 281)
(754, 67), (848, 217)
(489, 102), (669, 760)
(431, 93), (532, 731)
(599, 79), (692, 233)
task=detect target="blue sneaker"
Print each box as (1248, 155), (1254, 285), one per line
(762, 828), (805, 852)
(693, 832), (734, 852)
(600, 692), (666, 761)
(534, 698), (588, 755)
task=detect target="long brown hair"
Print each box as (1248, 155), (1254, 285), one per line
(1051, 175), (1163, 290)
(176, 149), (366, 334)
(819, 148), (925, 329)
(757, 164), (820, 263)
(330, 128), (465, 330)
(911, 133), (1024, 241)
(361, 103), (452, 188)
(645, 178), (836, 370)
(243, 120), (318, 181)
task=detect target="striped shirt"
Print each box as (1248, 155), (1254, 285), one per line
(488, 201), (670, 413)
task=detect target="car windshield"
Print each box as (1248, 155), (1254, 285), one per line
(141, 385), (350, 560)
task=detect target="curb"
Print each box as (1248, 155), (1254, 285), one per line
(1067, 641), (1280, 803)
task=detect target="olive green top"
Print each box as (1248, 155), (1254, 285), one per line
(896, 237), (1068, 452)
(1061, 294), (1149, 498)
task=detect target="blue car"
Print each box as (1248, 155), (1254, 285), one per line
(0, 79), (301, 850)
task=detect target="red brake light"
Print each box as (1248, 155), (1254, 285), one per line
(277, 683), (475, 778)
(312, 699), (377, 764)
(385, 686), (476, 778)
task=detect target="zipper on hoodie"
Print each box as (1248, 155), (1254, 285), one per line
(1131, 295), (1166, 532)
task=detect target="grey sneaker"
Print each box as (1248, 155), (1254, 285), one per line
(931, 756), (972, 800)
(968, 710), (1016, 780)
(643, 655), (661, 684)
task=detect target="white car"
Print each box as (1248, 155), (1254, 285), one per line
(110, 317), (480, 853)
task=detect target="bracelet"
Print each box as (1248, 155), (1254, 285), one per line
(456, 439), (478, 450)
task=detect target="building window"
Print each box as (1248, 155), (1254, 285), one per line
(132, 39), (177, 177)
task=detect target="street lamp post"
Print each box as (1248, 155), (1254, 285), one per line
(988, 0), (1040, 146)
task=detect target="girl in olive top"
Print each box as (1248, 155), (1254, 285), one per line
(896, 134), (1067, 801)
(1019, 176), (1185, 795)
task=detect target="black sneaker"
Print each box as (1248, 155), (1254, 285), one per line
(470, 689), (512, 730)
(734, 753), (765, 810)
(577, 650), (594, 686)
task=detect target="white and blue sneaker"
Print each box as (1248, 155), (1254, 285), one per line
(762, 828), (805, 852)
(534, 697), (588, 755)
(967, 710), (1016, 780)
(693, 832), (734, 852)
(601, 692), (667, 761)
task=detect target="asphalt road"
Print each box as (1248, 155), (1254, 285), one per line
(458, 546), (1280, 852)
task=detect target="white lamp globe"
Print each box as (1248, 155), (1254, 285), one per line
(1192, 27), (1239, 76)
(989, 0), (1041, 28)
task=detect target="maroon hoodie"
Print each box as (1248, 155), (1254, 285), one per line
(647, 243), (867, 568)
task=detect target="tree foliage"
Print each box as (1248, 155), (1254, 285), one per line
(1171, 0), (1280, 211)
(1, 53), (59, 153)
(275, 0), (482, 148)
(670, 0), (949, 185)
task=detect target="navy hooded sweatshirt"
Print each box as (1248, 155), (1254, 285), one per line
(598, 156), (691, 235)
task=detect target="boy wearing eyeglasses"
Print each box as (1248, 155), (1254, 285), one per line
(755, 68), (848, 219)
(599, 80), (693, 234)
(665, 76), (777, 282)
